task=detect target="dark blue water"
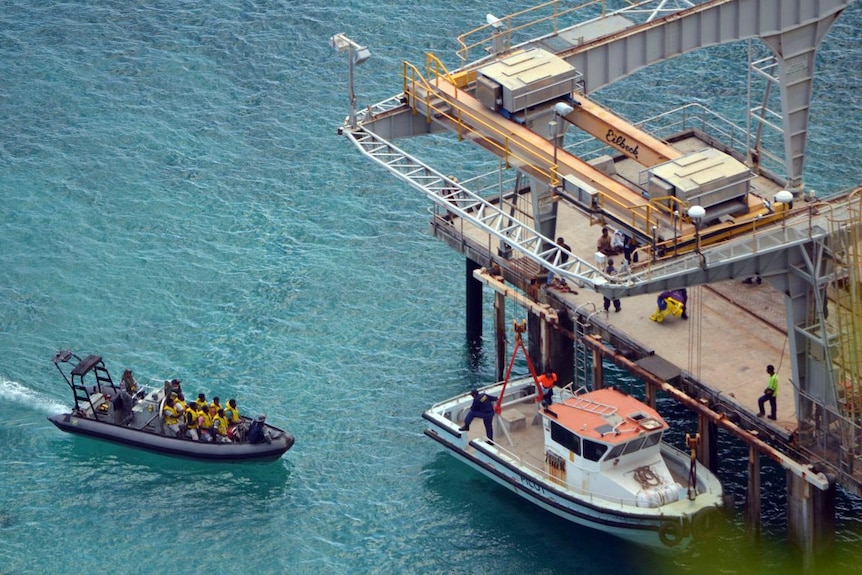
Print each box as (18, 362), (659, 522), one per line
(1, 1), (860, 573)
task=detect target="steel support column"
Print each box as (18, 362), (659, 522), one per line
(466, 258), (483, 344)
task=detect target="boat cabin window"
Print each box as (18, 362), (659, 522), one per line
(642, 431), (662, 448)
(605, 443), (625, 460)
(582, 439), (608, 462)
(549, 422), (608, 461)
(622, 436), (646, 455)
(549, 422), (581, 456)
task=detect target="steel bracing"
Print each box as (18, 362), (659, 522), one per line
(339, 0), (862, 491)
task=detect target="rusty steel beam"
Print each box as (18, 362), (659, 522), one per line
(583, 334), (831, 490)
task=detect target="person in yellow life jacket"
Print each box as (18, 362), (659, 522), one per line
(208, 403), (219, 430)
(197, 404), (214, 442)
(173, 392), (188, 436)
(537, 369), (558, 407)
(225, 399), (241, 425)
(224, 399), (244, 442)
(195, 393), (208, 410)
(185, 400), (200, 441)
(162, 397), (181, 437)
(210, 396), (222, 414)
(213, 409), (231, 443)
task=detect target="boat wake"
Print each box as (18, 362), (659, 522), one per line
(0, 377), (66, 415)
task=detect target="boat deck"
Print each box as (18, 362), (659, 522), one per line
(457, 398), (693, 489)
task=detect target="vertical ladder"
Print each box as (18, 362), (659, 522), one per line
(92, 363), (115, 391)
(573, 314), (592, 389)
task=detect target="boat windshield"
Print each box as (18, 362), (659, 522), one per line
(603, 431), (663, 461)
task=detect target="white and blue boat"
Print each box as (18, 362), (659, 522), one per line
(423, 375), (724, 551)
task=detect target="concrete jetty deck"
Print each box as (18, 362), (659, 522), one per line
(544, 197), (796, 434)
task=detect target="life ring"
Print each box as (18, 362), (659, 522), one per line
(691, 507), (721, 541)
(658, 520), (683, 547)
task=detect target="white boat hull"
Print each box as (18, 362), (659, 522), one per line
(423, 379), (724, 551)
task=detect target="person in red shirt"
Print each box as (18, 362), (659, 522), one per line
(537, 369), (558, 407)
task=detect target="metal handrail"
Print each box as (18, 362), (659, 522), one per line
(401, 61), (555, 183)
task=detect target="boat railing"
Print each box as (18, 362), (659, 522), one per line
(555, 384), (617, 416)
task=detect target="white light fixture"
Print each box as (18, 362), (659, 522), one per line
(774, 190), (793, 230)
(774, 190), (794, 205)
(330, 33), (371, 129)
(687, 205), (706, 222)
(553, 102), (575, 117)
(486, 13), (503, 29)
(774, 190), (793, 213)
(486, 14), (505, 54)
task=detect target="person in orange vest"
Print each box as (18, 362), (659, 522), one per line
(537, 369), (558, 407)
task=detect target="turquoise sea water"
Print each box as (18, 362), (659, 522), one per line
(1, 1), (861, 574)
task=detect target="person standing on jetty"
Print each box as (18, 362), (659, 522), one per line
(757, 364), (779, 421)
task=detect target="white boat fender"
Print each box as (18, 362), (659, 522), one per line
(636, 483), (683, 508)
(658, 520), (683, 547)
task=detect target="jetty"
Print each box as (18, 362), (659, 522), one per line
(333, 0), (862, 564)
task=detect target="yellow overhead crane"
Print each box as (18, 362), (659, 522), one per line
(405, 53), (785, 258)
(559, 95), (681, 167)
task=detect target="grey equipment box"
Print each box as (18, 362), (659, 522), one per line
(646, 148), (753, 210)
(475, 48), (579, 114)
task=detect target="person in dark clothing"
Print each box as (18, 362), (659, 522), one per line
(622, 234), (638, 265)
(248, 414), (272, 444)
(546, 236), (572, 287)
(679, 288), (688, 319)
(458, 389), (499, 440)
(112, 386), (134, 425)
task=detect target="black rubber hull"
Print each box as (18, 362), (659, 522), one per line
(49, 413), (294, 462)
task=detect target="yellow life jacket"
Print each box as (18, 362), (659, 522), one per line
(213, 415), (228, 436)
(225, 405), (240, 424)
(200, 410), (213, 429)
(162, 404), (179, 425)
(186, 407), (198, 429)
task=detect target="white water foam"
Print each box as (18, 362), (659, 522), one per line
(0, 377), (67, 415)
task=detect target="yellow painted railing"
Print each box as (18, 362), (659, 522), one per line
(402, 60), (555, 184)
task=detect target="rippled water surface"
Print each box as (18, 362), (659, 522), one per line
(1, 1), (860, 574)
